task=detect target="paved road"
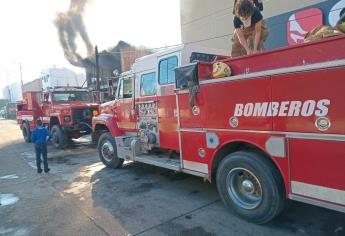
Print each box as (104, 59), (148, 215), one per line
(0, 119), (344, 236)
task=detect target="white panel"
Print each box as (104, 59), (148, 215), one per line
(265, 136), (286, 158)
(291, 181), (345, 206)
(183, 160), (208, 174)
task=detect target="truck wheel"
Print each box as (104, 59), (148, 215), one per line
(98, 132), (124, 169)
(51, 125), (67, 149)
(216, 151), (285, 224)
(22, 122), (31, 143)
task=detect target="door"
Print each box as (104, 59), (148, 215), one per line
(271, 67), (345, 206)
(116, 76), (136, 131)
(157, 55), (180, 150)
(41, 92), (51, 125)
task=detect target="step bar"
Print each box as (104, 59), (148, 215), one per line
(135, 154), (181, 172)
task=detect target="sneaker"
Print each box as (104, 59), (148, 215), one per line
(37, 169), (43, 174)
(44, 168), (50, 173)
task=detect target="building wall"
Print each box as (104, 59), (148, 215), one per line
(180, 0), (334, 50)
(41, 68), (84, 90)
(22, 78), (42, 92)
(2, 83), (22, 102)
(120, 47), (151, 72)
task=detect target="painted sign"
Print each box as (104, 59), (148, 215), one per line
(287, 8), (323, 45)
(265, 0), (345, 49)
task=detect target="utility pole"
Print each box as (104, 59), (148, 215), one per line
(19, 63), (23, 87)
(95, 46), (100, 91)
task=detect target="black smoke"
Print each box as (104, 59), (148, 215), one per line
(54, 0), (93, 67)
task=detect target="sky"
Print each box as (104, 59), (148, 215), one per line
(0, 0), (181, 98)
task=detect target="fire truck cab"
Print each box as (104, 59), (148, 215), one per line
(93, 37), (345, 223)
(17, 87), (99, 148)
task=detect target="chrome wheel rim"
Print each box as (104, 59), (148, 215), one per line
(226, 167), (262, 210)
(101, 141), (114, 162)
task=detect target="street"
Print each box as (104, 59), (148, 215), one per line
(0, 119), (344, 236)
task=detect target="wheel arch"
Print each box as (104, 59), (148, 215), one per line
(94, 123), (109, 132)
(210, 140), (286, 195)
(93, 115), (123, 137)
(92, 123), (110, 144)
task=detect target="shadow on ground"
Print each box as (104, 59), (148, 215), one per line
(88, 162), (345, 236)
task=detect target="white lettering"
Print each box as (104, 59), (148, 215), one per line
(244, 103), (254, 117)
(253, 102), (268, 116)
(315, 99), (330, 117)
(301, 100), (316, 117)
(267, 102), (279, 116)
(233, 99), (330, 117)
(278, 101), (289, 117)
(288, 101), (302, 116)
(234, 104), (244, 116)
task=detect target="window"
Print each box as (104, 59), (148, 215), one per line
(123, 79), (133, 98)
(159, 56), (178, 85)
(52, 91), (90, 103)
(117, 78), (133, 99)
(140, 73), (156, 96)
(117, 79), (123, 99)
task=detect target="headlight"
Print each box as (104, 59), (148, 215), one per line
(92, 110), (99, 116)
(64, 115), (71, 122)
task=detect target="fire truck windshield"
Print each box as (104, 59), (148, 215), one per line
(52, 91), (91, 103)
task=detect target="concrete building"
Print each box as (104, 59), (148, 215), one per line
(2, 82), (22, 102)
(40, 67), (84, 90)
(180, 0), (344, 51)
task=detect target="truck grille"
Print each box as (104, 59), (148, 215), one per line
(72, 108), (95, 124)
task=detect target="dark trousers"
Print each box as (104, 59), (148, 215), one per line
(35, 144), (48, 171)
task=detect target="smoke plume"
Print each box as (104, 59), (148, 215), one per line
(54, 0), (93, 67)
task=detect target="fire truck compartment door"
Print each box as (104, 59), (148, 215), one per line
(271, 67), (345, 134)
(289, 138), (345, 207)
(273, 66), (345, 206)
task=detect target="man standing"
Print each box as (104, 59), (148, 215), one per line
(31, 119), (51, 174)
(231, 0), (269, 57)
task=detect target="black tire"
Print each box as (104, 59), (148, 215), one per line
(216, 151), (286, 224)
(98, 132), (124, 169)
(91, 131), (99, 146)
(51, 125), (68, 149)
(22, 122), (31, 143)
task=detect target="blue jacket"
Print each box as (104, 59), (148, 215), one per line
(31, 126), (51, 145)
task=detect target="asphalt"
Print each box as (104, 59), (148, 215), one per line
(0, 119), (344, 236)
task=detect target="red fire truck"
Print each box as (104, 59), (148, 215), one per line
(17, 87), (99, 148)
(92, 36), (345, 223)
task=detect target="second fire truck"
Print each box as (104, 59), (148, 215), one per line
(17, 87), (99, 148)
(93, 37), (345, 223)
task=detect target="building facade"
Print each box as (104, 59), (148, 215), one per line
(180, 0), (344, 51)
(2, 83), (22, 102)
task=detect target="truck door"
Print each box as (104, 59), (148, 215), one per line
(271, 66), (345, 207)
(41, 92), (51, 125)
(116, 75), (136, 131)
(156, 55), (180, 151)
